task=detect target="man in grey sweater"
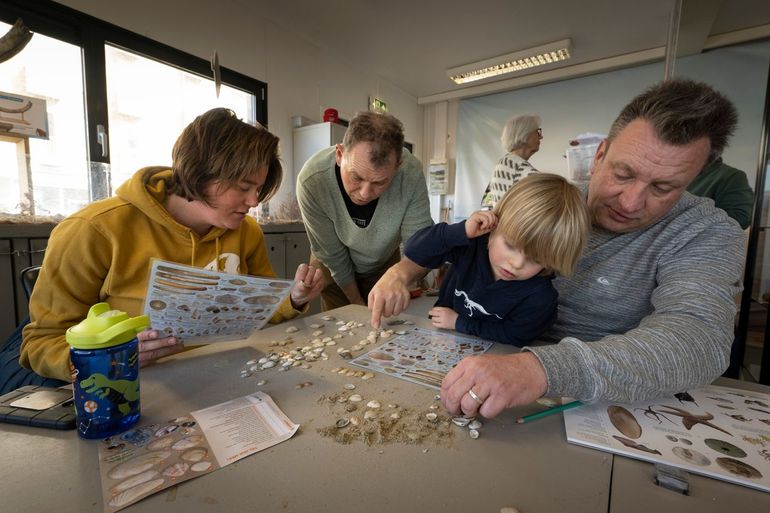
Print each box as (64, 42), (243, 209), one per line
(297, 111), (432, 310)
(370, 79), (745, 417)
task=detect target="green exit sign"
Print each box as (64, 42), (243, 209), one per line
(371, 97), (387, 112)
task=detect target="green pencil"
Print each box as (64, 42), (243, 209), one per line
(515, 400), (583, 424)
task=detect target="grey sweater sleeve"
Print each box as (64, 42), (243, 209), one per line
(526, 199), (745, 404)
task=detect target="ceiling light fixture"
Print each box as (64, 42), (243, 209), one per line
(447, 39), (572, 85)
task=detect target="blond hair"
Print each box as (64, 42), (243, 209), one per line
(492, 173), (590, 276)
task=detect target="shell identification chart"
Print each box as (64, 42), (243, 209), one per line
(350, 326), (492, 389)
(143, 259), (293, 344)
(98, 392), (298, 512)
(563, 385), (770, 492)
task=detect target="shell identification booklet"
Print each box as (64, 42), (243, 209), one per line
(143, 259), (293, 344)
(98, 392), (299, 512)
(563, 384), (770, 492)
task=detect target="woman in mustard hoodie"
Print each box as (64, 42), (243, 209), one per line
(21, 108), (323, 381)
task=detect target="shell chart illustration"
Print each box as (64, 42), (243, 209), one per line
(607, 405), (642, 439)
(99, 417), (218, 513)
(349, 327), (492, 390)
(565, 385), (770, 492)
(144, 260), (293, 343)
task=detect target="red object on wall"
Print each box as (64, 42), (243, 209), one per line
(323, 108), (339, 123)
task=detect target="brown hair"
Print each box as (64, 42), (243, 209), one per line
(342, 111), (405, 167)
(492, 173), (590, 276)
(608, 78), (737, 163)
(168, 108), (282, 204)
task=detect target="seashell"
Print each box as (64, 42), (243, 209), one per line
(180, 447), (208, 462)
(607, 405), (642, 439)
(108, 479), (165, 508)
(285, 326), (299, 333)
(715, 457), (763, 478)
(468, 420), (482, 430)
(309, 323), (322, 329)
(390, 412), (401, 420)
(190, 461), (212, 472)
(344, 383), (356, 390)
(146, 436), (176, 450)
(350, 416), (361, 426)
(246, 359), (258, 365)
(322, 315), (335, 321)
(312, 330), (323, 337)
(395, 330), (406, 335)
(110, 470), (159, 494)
(364, 410), (378, 420)
(335, 418), (350, 428)
(671, 446), (711, 466)
(429, 405), (438, 410)
(338, 326), (349, 331)
(452, 417), (471, 427)
(469, 429), (480, 439)
(256, 380), (267, 386)
(434, 394), (441, 401)
(336, 396), (348, 403)
(361, 372), (375, 380)
(351, 345), (362, 351)
(161, 462), (190, 477)
(331, 367), (341, 373)
(345, 404), (357, 412)
(425, 413), (438, 422)
(333, 334), (343, 340)
(349, 394), (363, 402)
(326, 340), (337, 346)
(172, 435), (204, 450)
(366, 400), (381, 409)
(108, 451), (172, 479)
(261, 361), (276, 369)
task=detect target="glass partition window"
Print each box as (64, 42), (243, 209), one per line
(0, 20), (89, 219)
(104, 45), (256, 192)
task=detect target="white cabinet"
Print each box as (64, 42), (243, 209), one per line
(293, 122), (347, 176)
(261, 222), (319, 314)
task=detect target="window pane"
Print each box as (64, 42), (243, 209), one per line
(0, 21), (89, 218)
(105, 45), (256, 192)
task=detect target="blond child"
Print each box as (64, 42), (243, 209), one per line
(405, 173), (590, 345)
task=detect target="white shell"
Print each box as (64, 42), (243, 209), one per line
(469, 429), (480, 439)
(425, 412), (438, 422)
(364, 410), (377, 420)
(349, 394), (363, 402)
(285, 326), (299, 333)
(261, 361), (276, 369)
(344, 383), (356, 390)
(366, 400), (381, 409)
(452, 417), (471, 427)
(468, 420), (482, 430)
(256, 380), (267, 386)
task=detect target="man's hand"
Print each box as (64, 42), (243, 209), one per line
(428, 306), (458, 330)
(137, 329), (184, 367)
(441, 352), (548, 419)
(368, 258), (429, 328)
(465, 211), (498, 239)
(289, 263), (324, 309)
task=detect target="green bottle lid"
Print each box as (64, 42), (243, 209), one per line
(66, 302), (150, 350)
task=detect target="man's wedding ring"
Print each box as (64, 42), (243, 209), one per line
(468, 388), (484, 405)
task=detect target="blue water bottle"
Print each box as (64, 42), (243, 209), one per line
(66, 303), (149, 439)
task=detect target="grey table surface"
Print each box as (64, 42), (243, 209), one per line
(2, 304), (768, 513)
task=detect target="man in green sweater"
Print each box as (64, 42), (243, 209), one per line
(687, 157), (754, 229)
(296, 111), (432, 310)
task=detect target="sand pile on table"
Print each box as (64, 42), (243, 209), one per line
(316, 392), (453, 447)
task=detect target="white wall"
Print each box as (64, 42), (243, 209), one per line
(451, 40), (770, 221)
(58, 0), (422, 210)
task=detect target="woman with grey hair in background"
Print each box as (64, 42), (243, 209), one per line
(481, 114), (543, 209)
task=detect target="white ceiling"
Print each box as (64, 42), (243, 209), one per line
(246, 0), (770, 101)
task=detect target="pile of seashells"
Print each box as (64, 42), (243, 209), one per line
(451, 415), (483, 439)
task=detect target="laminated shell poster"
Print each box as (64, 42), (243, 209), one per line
(143, 259), (293, 345)
(98, 392), (298, 512)
(563, 385), (770, 492)
(350, 327), (492, 389)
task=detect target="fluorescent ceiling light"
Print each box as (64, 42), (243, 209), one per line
(447, 39), (572, 85)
